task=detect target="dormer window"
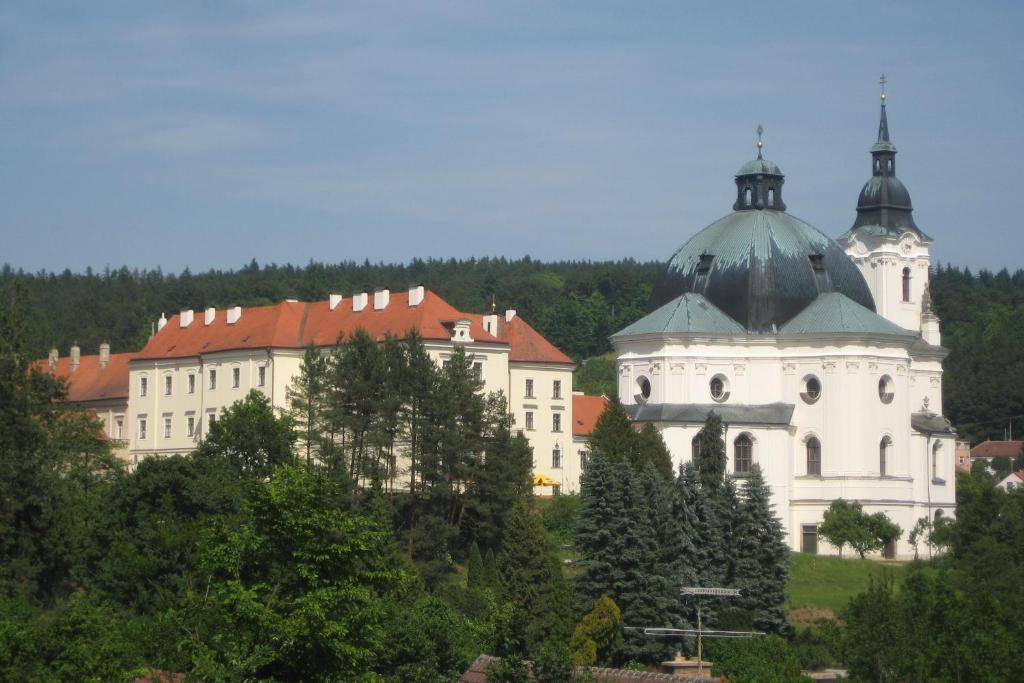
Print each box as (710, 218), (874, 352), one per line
(809, 254), (825, 272)
(697, 253), (714, 273)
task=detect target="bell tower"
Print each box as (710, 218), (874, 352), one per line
(838, 77), (935, 336)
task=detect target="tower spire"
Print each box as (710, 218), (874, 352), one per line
(873, 74), (895, 153)
(756, 124), (764, 159)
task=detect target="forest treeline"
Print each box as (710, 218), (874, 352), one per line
(3, 258), (1022, 442)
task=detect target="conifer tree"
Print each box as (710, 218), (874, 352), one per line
(588, 398), (636, 465)
(286, 345), (329, 467)
(731, 465), (789, 634)
(575, 449), (627, 611)
(483, 548), (501, 591)
(696, 412), (727, 490)
(467, 541), (484, 589)
(498, 501), (571, 649)
(636, 422), (674, 481)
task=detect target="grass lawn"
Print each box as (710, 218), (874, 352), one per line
(788, 553), (908, 626)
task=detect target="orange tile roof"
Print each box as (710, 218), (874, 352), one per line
(572, 393), (609, 437)
(498, 315), (575, 365)
(134, 290), (508, 360)
(970, 440), (1023, 459)
(37, 352), (134, 403)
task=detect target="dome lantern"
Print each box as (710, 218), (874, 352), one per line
(733, 125), (786, 212)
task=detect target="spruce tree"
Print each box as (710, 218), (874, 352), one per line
(636, 422), (674, 481)
(668, 462), (700, 632)
(588, 398), (636, 465)
(575, 449), (626, 610)
(731, 465), (789, 634)
(483, 548), (500, 591)
(467, 541), (484, 589)
(697, 411), (727, 490)
(498, 501), (571, 649)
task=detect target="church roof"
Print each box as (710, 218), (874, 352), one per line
(612, 292), (744, 338)
(911, 411), (955, 436)
(648, 208), (876, 334)
(625, 402), (795, 427)
(778, 292), (917, 337)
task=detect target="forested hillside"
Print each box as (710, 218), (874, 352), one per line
(2, 259), (1021, 442)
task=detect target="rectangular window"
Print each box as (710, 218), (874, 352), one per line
(258, 366), (266, 387)
(552, 413), (562, 432)
(187, 416), (195, 437)
(208, 411), (217, 428)
(163, 416), (172, 439)
(552, 447), (562, 469)
(232, 367), (240, 388)
(801, 525), (818, 554)
(115, 417), (124, 440)
(138, 418), (147, 440)
(140, 376), (148, 397)
(209, 369), (217, 390)
(473, 362), (483, 381)
(552, 380), (562, 399)
(525, 378), (534, 399)
(579, 449), (590, 471)
(525, 411), (534, 431)
(164, 375), (172, 396)
(188, 374), (196, 394)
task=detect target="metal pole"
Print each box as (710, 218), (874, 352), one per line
(696, 600), (703, 674)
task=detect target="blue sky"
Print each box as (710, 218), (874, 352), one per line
(1, 1), (1020, 273)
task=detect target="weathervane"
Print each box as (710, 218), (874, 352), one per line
(756, 124), (764, 159)
(879, 73), (887, 101)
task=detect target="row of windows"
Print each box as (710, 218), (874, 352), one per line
(524, 378), (563, 400)
(139, 366), (266, 397)
(548, 446), (589, 471)
(522, 410), (563, 432)
(689, 433), (944, 479)
(137, 412), (216, 441)
(635, 373), (898, 406)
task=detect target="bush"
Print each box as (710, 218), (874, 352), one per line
(708, 635), (811, 683)
(539, 494), (582, 545)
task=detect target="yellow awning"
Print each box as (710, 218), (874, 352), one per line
(533, 474), (561, 487)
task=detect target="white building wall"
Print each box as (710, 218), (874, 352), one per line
(840, 231), (932, 332)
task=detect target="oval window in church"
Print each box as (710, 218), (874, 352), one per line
(879, 375), (895, 404)
(709, 375), (729, 402)
(802, 376), (822, 404)
(635, 376), (652, 403)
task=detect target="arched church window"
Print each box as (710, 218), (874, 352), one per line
(902, 267), (911, 302)
(874, 159), (880, 173)
(806, 437), (821, 476)
(734, 434), (752, 475)
(887, 159), (894, 173)
(691, 432), (702, 463)
(767, 187), (776, 207)
(932, 441), (941, 480)
(880, 436), (892, 476)
(744, 187), (752, 206)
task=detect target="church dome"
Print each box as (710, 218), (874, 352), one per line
(650, 130), (876, 333)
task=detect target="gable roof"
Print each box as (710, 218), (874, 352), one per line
(37, 352), (134, 403)
(499, 315), (575, 365)
(134, 290), (508, 360)
(612, 292), (745, 338)
(779, 292), (917, 337)
(971, 440), (1023, 458)
(572, 394), (609, 437)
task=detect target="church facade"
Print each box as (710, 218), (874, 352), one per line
(612, 96), (955, 558)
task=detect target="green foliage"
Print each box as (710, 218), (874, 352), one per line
(467, 541), (485, 589)
(573, 355), (616, 398)
(377, 593), (481, 682)
(818, 499), (883, 559)
(787, 553), (908, 614)
(569, 596), (622, 667)
(696, 412), (726, 489)
(178, 463), (407, 680)
(708, 635), (811, 683)
(196, 390), (297, 477)
(538, 494), (581, 546)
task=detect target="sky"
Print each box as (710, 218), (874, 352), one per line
(1, 1), (1021, 274)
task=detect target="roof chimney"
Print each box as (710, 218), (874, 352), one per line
(408, 284), (425, 307)
(373, 287), (390, 310)
(505, 309), (517, 322)
(157, 313), (167, 332)
(329, 293), (343, 311)
(482, 314), (499, 336)
(352, 292), (368, 312)
(99, 342), (110, 369)
(226, 305), (242, 325)
(48, 346), (58, 371)
(70, 342), (80, 372)
(205, 307), (216, 325)
(180, 309), (194, 328)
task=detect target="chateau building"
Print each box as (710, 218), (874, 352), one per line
(45, 286), (586, 491)
(612, 94), (956, 558)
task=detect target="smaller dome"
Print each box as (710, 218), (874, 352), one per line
(737, 157), (783, 176)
